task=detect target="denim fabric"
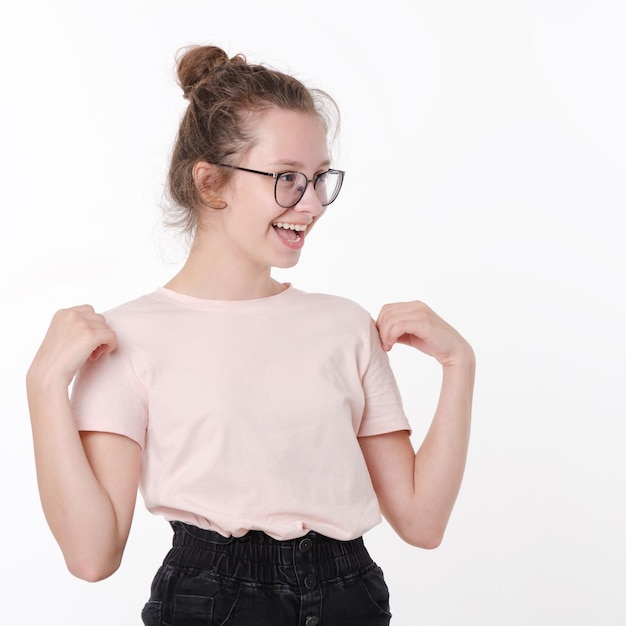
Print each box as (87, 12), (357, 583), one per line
(141, 522), (392, 626)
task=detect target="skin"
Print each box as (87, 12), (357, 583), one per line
(166, 110), (329, 300)
(26, 108), (474, 582)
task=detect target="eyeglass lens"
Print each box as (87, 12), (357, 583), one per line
(275, 171), (342, 208)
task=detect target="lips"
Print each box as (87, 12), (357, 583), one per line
(271, 222), (308, 244)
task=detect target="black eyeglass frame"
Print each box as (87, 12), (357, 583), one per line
(213, 163), (345, 209)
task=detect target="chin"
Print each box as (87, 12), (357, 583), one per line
(273, 255), (301, 269)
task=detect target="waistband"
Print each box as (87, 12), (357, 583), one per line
(165, 521), (374, 585)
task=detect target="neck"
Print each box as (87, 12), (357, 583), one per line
(165, 235), (285, 301)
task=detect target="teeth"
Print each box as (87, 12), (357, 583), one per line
(272, 222), (308, 232)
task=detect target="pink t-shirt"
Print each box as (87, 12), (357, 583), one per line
(71, 285), (410, 540)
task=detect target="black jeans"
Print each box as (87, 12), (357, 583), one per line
(141, 522), (392, 626)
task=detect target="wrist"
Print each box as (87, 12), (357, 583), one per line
(440, 343), (475, 370)
(26, 364), (73, 396)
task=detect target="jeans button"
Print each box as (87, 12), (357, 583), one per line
(299, 538), (313, 552)
(304, 574), (317, 589)
(305, 618), (320, 626)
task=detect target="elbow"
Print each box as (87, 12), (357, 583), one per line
(66, 554), (121, 583)
(409, 533), (444, 550)
(55, 527), (127, 582)
(403, 533), (444, 550)
(397, 524), (446, 550)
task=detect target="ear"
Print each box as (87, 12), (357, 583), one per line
(193, 161), (227, 209)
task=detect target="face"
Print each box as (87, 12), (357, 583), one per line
(211, 108), (331, 271)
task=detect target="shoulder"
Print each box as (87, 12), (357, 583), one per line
(288, 289), (377, 343)
(99, 291), (169, 336)
(290, 288), (373, 322)
(290, 287), (370, 315)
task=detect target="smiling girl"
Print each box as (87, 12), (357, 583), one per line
(26, 45), (475, 625)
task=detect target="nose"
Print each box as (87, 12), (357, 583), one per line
(294, 181), (324, 217)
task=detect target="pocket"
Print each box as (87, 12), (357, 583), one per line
(357, 565), (392, 619)
(173, 594), (213, 625)
(171, 581), (241, 626)
(141, 600), (163, 625)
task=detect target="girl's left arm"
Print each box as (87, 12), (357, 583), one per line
(359, 300), (475, 549)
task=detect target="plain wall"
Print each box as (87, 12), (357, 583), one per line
(1, 0), (624, 624)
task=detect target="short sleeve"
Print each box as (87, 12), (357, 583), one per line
(357, 320), (412, 437)
(71, 342), (148, 448)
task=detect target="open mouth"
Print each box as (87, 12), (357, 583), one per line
(272, 222), (308, 243)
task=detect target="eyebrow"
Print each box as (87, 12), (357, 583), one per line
(268, 159), (331, 170)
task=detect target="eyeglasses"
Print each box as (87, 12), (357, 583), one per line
(213, 163), (345, 209)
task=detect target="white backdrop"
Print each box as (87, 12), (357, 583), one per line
(1, 1), (625, 624)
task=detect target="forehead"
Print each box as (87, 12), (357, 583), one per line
(245, 108), (329, 166)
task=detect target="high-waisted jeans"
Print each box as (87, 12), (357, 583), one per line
(141, 521), (392, 626)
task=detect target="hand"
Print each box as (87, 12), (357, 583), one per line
(376, 301), (474, 367)
(28, 305), (118, 387)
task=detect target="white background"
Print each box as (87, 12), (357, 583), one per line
(1, 0), (625, 624)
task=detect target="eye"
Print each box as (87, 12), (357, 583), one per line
(277, 172), (307, 195)
(277, 172), (298, 185)
(314, 171), (331, 190)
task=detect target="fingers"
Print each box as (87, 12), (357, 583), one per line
(376, 301), (435, 351)
(73, 307), (118, 353)
(57, 306), (117, 349)
(89, 342), (116, 361)
(376, 301), (471, 365)
(32, 305), (118, 385)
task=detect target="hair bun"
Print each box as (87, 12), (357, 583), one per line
(176, 45), (233, 99)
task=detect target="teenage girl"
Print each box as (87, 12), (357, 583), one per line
(27, 45), (475, 625)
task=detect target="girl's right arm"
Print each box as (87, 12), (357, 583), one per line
(26, 305), (141, 582)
